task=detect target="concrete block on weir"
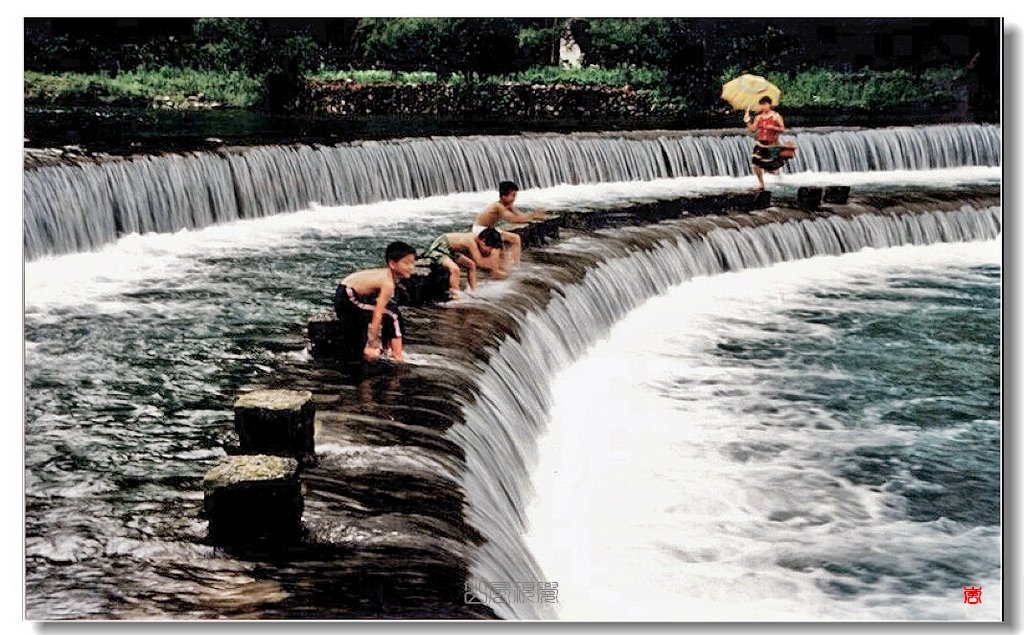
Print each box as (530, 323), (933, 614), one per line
(396, 259), (450, 306)
(508, 216), (561, 247)
(532, 215), (561, 243)
(234, 389), (316, 464)
(203, 454), (303, 547)
(559, 209), (593, 230)
(308, 310), (348, 361)
(506, 222), (538, 248)
(823, 185), (851, 204)
(683, 192), (771, 215)
(797, 187), (824, 210)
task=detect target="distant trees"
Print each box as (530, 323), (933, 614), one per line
(23, 17), (998, 116)
(353, 18), (524, 80)
(191, 18), (319, 111)
(353, 18), (453, 73)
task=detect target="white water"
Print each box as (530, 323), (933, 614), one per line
(22, 124), (1001, 260)
(24, 166), (999, 313)
(523, 239), (1001, 621)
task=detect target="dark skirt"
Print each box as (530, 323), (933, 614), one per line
(751, 143), (787, 172)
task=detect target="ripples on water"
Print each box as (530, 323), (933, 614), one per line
(23, 214), (480, 617)
(24, 171), (1001, 619)
(526, 241), (1001, 621)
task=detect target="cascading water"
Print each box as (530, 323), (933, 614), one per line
(522, 240), (1001, 620)
(447, 203), (1000, 619)
(23, 124), (1000, 259)
(23, 117), (1002, 620)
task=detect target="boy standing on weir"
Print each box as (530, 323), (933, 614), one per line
(424, 227), (506, 299)
(472, 181), (547, 271)
(335, 241), (417, 363)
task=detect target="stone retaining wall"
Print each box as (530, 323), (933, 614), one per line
(303, 80), (659, 119)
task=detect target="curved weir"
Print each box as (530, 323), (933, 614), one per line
(447, 195), (1001, 619)
(235, 188), (998, 619)
(23, 123), (999, 259)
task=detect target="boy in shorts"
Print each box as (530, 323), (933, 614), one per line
(335, 241), (417, 363)
(424, 227), (506, 298)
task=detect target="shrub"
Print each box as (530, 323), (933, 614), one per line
(353, 18), (454, 72)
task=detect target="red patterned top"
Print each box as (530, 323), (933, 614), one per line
(755, 114), (783, 145)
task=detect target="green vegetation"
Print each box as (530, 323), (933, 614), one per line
(767, 68), (964, 109)
(25, 67), (262, 107)
(26, 63), (963, 113)
(353, 18), (454, 73)
(310, 69), (440, 84)
(498, 66), (666, 88)
(25, 18), (986, 116)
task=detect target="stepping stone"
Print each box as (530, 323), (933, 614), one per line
(823, 185), (851, 204)
(797, 187), (823, 210)
(202, 454), (303, 547)
(234, 389), (316, 464)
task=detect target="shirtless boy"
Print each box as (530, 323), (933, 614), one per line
(424, 227), (506, 298)
(472, 181), (547, 269)
(335, 241), (417, 363)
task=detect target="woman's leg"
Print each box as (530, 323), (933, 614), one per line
(752, 165), (765, 191)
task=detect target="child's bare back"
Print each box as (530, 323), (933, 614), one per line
(340, 267), (394, 298)
(473, 201), (507, 228)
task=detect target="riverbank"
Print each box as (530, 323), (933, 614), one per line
(24, 105), (993, 161)
(23, 64), (992, 155)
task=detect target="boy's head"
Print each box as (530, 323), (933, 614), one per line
(476, 227), (503, 256)
(758, 95), (773, 112)
(385, 241), (417, 278)
(499, 180), (519, 204)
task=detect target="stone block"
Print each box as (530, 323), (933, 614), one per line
(203, 454), (303, 547)
(797, 187), (823, 210)
(234, 389), (316, 463)
(823, 185), (851, 204)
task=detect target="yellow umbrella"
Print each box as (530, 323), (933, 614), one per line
(721, 74), (781, 112)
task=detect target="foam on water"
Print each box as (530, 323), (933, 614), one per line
(24, 166), (999, 312)
(523, 239), (1001, 621)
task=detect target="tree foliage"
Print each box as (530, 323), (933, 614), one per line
(446, 18), (522, 79)
(353, 18), (525, 79)
(353, 18), (454, 72)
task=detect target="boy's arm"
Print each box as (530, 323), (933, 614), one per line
(366, 283), (395, 348)
(455, 253), (478, 290)
(502, 206), (547, 223)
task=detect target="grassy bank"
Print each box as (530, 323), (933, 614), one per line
(759, 67), (963, 109)
(24, 67), (262, 107)
(26, 65), (964, 112)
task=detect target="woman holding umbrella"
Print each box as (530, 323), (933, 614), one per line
(721, 74), (793, 191)
(745, 95), (787, 191)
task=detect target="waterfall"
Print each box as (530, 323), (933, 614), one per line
(449, 203), (1000, 619)
(23, 124), (1000, 260)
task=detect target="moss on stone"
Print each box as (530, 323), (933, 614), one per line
(234, 389), (313, 411)
(202, 454), (298, 494)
